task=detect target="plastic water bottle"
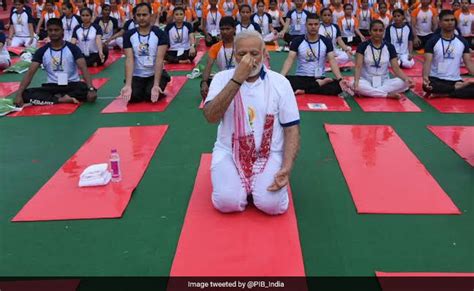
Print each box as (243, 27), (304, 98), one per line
(110, 149), (121, 182)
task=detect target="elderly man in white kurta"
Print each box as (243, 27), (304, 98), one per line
(203, 30), (300, 215)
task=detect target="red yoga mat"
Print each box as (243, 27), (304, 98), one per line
(428, 126), (474, 166)
(12, 125), (168, 222)
(325, 124), (460, 214)
(87, 52), (123, 75)
(412, 77), (474, 113)
(390, 59), (424, 77)
(0, 82), (20, 98)
(0, 280), (80, 291)
(101, 76), (187, 114)
(376, 271), (474, 291)
(8, 78), (109, 117)
(354, 96), (421, 112)
(169, 154), (306, 277)
(297, 94), (351, 111)
(164, 51), (205, 71)
(7, 46), (25, 55)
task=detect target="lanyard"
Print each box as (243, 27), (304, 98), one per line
(395, 26), (403, 44)
(82, 25), (91, 41)
(66, 17), (73, 31)
(323, 24), (333, 39)
(102, 19), (110, 34)
(306, 38), (321, 63)
(370, 42), (383, 68)
(138, 32), (151, 45)
(361, 10), (369, 21)
(441, 38), (453, 59)
(257, 14), (264, 25)
(16, 12), (22, 24)
(344, 17), (352, 31)
(210, 11), (218, 25)
(223, 47), (234, 69)
(175, 24), (184, 42)
(296, 11), (302, 22)
(49, 45), (64, 71)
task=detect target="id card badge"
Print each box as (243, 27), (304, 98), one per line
(294, 24), (301, 31)
(438, 61), (448, 73)
(83, 46), (90, 57)
(347, 36), (353, 43)
(210, 29), (218, 37)
(142, 56), (154, 67)
(372, 76), (382, 88)
(177, 48), (185, 56)
(314, 66), (323, 77)
(56, 72), (68, 85)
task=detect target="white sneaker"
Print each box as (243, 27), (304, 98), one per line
(186, 68), (202, 79)
(283, 46), (290, 52)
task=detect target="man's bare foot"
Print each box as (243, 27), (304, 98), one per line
(58, 95), (79, 104)
(294, 89), (305, 95)
(387, 92), (402, 99)
(179, 59), (191, 64)
(426, 93), (446, 99)
(454, 81), (470, 90)
(316, 77), (333, 87)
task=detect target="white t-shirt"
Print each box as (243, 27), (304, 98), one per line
(61, 15), (81, 42)
(72, 23), (103, 55)
(385, 23), (414, 56)
(457, 11), (474, 37)
(205, 68), (300, 155)
(290, 35), (334, 77)
(426, 34), (470, 81)
(356, 40), (398, 81)
(10, 10), (34, 37)
(165, 22), (193, 51)
(251, 13), (272, 35)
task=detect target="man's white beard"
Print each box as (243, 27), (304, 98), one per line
(249, 61), (263, 77)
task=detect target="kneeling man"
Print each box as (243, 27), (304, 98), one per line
(203, 30), (300, 215)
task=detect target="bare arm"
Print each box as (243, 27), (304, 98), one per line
(35, 17), (44, 35)
(327, 52), (343, 79)
(408, 40), (414, 57)
(200, 56), (215, 99)
(280, 50), (296, 76)
(14, 61), (40, 106)
(337, 36), (351, 52)
(153, 44), (168, 87)
(124, 48), (134, 86)
(267, 124), (300, 191)
(390, 58), (410, 82)
(281, 18), (290, 35)
(70, 37), (77, 45)
(353, 52), (363, 89)
(422, 52), (433, 81)
(204, 53), (255, 122)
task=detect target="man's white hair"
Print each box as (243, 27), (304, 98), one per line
(234, 30), (265, 50)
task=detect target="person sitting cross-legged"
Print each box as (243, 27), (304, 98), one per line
(352, 20), (414, 99)
(280, 14), (349, 96)
(14, 18), (97, 107)
(164, 7), (197, 64)
(423, 9), (474, 99)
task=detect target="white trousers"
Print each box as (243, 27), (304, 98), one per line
(334, 49), (350, 65)
(211, 151), (289, 215)
(398, 54), (415, 69)
(355, 77), (408, 98)
(108, 37), (123, 49)
(11, 36), (37, 48)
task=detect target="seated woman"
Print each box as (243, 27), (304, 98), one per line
(252, 0), (275, 42)
(235, 4), (262, 34)
(384, 9), (415, 69)
(14, 18), (97, 106)
(120, 3), (170, 103)
(337, 3), (365, 46)
(319, 8), (353, 65)
(164, 7), (197, 64)
(61, 2), (82, 42)
(94, 4), (121, 49)
(353, 20), (414, 99)
(71, 7), (108, 67)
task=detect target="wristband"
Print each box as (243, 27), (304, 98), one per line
(231, 78), (242, 86)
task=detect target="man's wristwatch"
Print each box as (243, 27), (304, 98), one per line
(89, 86), (97, 92)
